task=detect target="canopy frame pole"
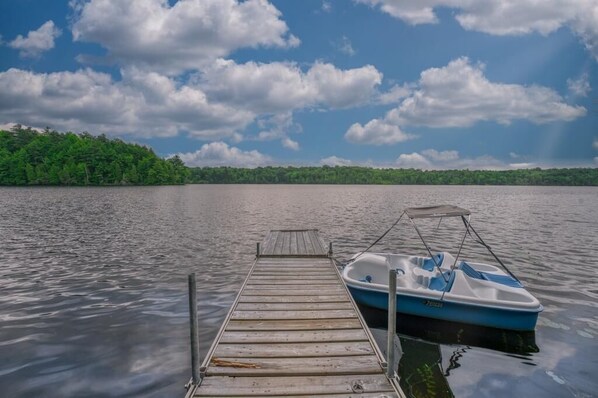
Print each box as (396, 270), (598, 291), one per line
(409, 218), (448, 283)
(461, 217), (521, 283)
(452, 216), (470, 269)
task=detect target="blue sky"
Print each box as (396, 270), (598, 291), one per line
(0, 0), (596, 168)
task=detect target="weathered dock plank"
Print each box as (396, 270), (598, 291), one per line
(231, 309), (358, 320)
(260, 230), (327, 257)
(188, 230), (402, 398)
(219, 329), (369, 344)
(237, 294), (348, 303)
(214, 341), (374, 358)
(226, 318), (363, 331)
(235, 302), (354, 311)
(195, 374), (396, 397)
(207, 355), (382, 376)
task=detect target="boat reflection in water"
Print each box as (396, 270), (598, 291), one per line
(358, 303), (539, 398)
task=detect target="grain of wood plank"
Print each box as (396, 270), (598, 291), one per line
(297, 230), (307, 254)
(235, 302), (353, 311)
(214, 341), (374, 358)
(243, 284), (344, 290)
(256, 258), (327, 263)
(305, 230), (317, 254)
(249, 271), (335, 277)
(273, 232), (285, 255)
(289, 231), (298, 255)
(219, 329), (369, 343)
(302, 231), (315, 255)
(238, 295), (348, 303)
(255, 256), (326, 264)
(249, 275), (338, 280)
(195, 374), (394, 397)
(280, 232), (289, 255)
(197, 393), (396, 398)
(253, 265), (327, 270)
(226, 318), (363, 331)
(244, 280), (338, 287)
(308, 229), (327, 254)
(231, 309), (357, 320)
(265, 230), (279, 255)
(207, 354), (382, 377)
(241, 288), (345, 296)
(250, 272), (337, 277)
(242, 290), (346, 297)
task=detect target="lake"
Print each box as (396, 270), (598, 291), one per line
(0, 185), (596, 397)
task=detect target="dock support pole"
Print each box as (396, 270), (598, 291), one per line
(329, 242), (333, 257)
(387, 269), (397, 379)
(256, 242), (260, 257)
(188, 273), (201, 385)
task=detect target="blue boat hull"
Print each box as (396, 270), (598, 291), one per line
(347, 285), (540, 331)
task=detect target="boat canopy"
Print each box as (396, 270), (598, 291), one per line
(404, 205), (471, 220)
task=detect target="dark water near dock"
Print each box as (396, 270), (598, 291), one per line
(0, 185), (597, 397)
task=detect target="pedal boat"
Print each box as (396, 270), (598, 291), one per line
(341, 205), (543, 331)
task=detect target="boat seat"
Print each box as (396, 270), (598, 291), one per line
(412, 268), (433, 288)
(459, 261), (522, 288)
(428, 271), (456, 291)
(422, 252), (444, 271)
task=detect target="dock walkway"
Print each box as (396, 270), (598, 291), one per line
(186, 230), (402, 398)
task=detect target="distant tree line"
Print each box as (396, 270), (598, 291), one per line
(2, 126), (596, 186)
(190, 166), (598, 186)
(0, 126), (189, 185)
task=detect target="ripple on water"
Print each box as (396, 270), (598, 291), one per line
(0, 185), (597, 397)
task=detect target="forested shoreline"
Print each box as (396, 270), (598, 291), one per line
(1, 126), (597, 186)
(0, 127), (189, 185)
(190, 166), (598, 186)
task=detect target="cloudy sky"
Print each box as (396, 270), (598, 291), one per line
(0, 0), (596, 168)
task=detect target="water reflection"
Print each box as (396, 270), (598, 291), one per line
(360, 303), (540, 398)
(358, 303), (539, 353)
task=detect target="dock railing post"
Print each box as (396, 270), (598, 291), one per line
(256, 242), (260, 257)
(387, 269), (397, 379)
(328, 242), (333, 257)
(188, 273), (201, 385)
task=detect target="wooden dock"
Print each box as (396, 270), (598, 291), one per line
(185, 230), (403, 398)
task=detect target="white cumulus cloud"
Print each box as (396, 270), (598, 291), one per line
(320, 156), (353, 166)
(396, 149), (512, 170)
(176, 141), (271, 167)
(0, 57), (383, 143)
(377, 84), (412, 104)
(337, 36), (356, 56)
(345, 118), (414, 145)
(396, 152), (431, 168)
(255, 112), (301, 150)
(347, 57), (586, 145)
(567, 72), (591, 97)
(71, 0), (299, 74)
(200, 59), (382, 112)
(421, 149), (459, 162)
(356, 0), (598, 61)
(9, 21), (61, 58)
(0, 68), (253, 139)
(395, 57), (586, 127)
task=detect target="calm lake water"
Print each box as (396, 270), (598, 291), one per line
(0, 185), (597, 397)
